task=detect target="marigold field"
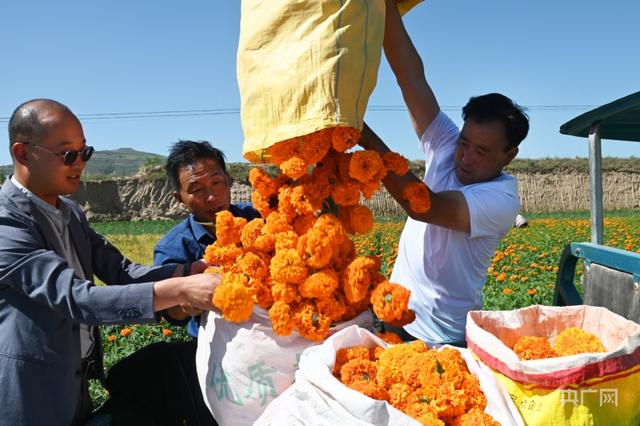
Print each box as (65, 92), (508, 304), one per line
(89, 212), (640, 406)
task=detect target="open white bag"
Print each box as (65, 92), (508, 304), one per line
(255, 325), (524, 425)
(196, 307), (373, 426)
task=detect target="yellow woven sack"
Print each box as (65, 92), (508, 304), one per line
(466, 305), (640, 426)
(237, 0), (422, 162)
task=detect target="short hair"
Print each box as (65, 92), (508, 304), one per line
(165, 140), (228, 191)
(462, 93), (529, 150)
(8, 99), (75, 149)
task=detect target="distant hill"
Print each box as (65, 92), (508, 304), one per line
(0, 148), (167, 178)
(84, 148), (166, 177)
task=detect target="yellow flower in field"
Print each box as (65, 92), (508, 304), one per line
(120, 328), (132, 337)
(509, 274), (519, 282)
(107, 335), (117, 342)
(502, 288), (513, 295)
(520, 276), (529, 283)
(527, 289), (537, 296)
(496, 273), (506, 282)
(162, 328), (173, 337)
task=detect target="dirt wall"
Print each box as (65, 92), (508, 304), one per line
(70, 171), (640, 221)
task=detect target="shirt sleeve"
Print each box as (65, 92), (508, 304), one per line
(420, 111), (460, 155)
(462, 181), (520, 239)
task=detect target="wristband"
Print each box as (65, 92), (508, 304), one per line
(183, 262), (192, 277)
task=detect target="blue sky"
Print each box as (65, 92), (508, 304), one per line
(1, 0), (639, 166)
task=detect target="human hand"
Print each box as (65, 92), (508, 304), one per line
(179, 272), (221, 312)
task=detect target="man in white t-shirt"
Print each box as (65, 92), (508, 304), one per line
(359, 0), (530, 346)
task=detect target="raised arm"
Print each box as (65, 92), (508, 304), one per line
(383, 0), (440, 138)
(359, 124), (471, 233)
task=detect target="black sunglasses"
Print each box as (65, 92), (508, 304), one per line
(24, 143), (95, 165)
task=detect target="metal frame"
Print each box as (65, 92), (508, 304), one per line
(553, 242), (640, 307)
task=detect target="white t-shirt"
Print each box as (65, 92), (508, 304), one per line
(390, 112), (519, 344)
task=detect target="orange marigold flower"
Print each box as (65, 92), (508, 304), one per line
(255, 279), (275, 309)
(232, 251), (268, 296)
(274, 230), (299, 252)
(266, 138), (299, 166)
(341, 256), (376, 304)
(107, 335), (117, 342)
(270, 280), (301, 305)
(292, 213), (315, 235)
(527, 288), (537, 296)
(316, 292), (347, 322)
(347, 379), (389, 401)
(333, 346), (372, 376)
(382, 151), (409, 176)
(268, 301), (294, 336)
(452, 406), (500, 426)
(370, 281), (411, 323)
(377, 343), (418, 387)
(162, 328), (173, 337)
(332, 181), (361, 206)
(299, 229), (333, 269)
(553, 327), (606, 356)
(240, 218), (264, 250)
(294, 302), (331, 342)
(120, 328), (132, 337)
(338, 205), (374, 235)
(290, 184), (322, 215)
(405, 400), (443, 426)
(340, 358), (379, 385)
(349, 150), (384, 183)
(376, 331), (404, 345)
(249, 167), (279, 197)
(251, 190), (278, 218)
(385, 309), (416, 328)
(262, 211), (294, 235)
(331, 237), (356, 271)
(276, 185), (298, 223)
(203, 241), (242, 269)
(300, 130), (331, 165)
(312, 214), (346, 248)
(403, 181), (431, 214)
(299, 269), (339, 299)
(215, 210), (245, 245)
(331, 126), (360, 152)
(270, 249), (308, 284)
(502, 287), (513, 294)
(212, 273), (254, 323)
(513, 336), (556, 360)
(388, 383), (414, 411)
(280, 156), (308, 180)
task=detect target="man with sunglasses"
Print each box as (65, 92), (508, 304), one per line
(0, 98), (222, 425)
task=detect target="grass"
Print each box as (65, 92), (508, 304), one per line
(89, 210), (640, 407)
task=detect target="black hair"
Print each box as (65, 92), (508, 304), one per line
(165, 140), (228, 191)
(462, 93), (529, 150)
(8, 99), (75, 151)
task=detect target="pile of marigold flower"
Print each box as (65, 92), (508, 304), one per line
(333, 341), (499, 425)
(513, 327), (607, 360)
(204, 126), (429, 341)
